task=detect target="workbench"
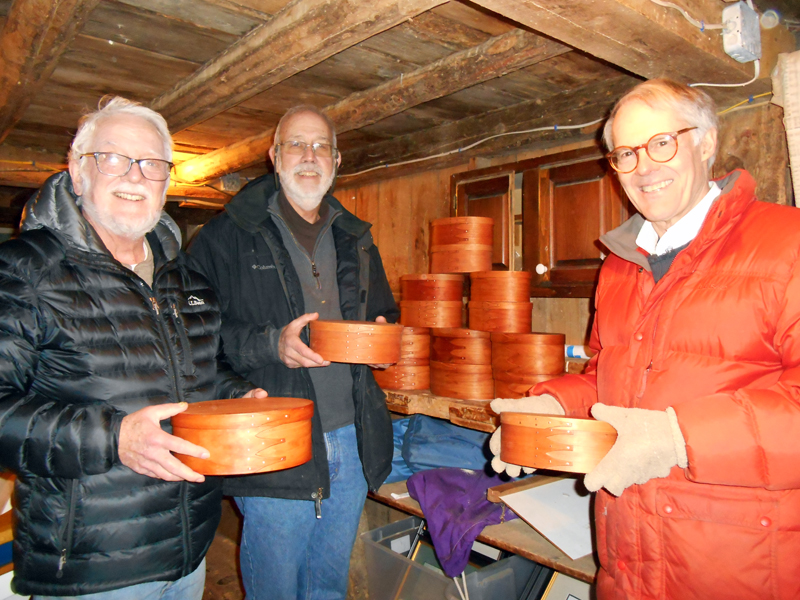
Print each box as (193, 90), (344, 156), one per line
(372, 387), (599, 584)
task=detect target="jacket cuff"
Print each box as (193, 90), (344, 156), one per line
(666, 407), (689, 468)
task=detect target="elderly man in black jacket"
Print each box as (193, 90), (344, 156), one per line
(0, 97), (266, 599)
(190, 105), (399, 600)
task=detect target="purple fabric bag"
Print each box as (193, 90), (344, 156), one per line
(406, 468), (517, 578)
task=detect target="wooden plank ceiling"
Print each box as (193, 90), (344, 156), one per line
(0, 0), (788, 202)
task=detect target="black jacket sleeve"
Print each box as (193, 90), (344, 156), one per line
(0, 255), (124, 479)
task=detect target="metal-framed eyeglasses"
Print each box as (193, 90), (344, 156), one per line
(80, 152), (174, 181)
(277, 140), (337, 158)
(605, 127), (698, 174)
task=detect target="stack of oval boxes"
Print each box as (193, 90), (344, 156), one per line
(374, 216), (565, 400)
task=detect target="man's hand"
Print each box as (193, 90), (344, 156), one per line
(279, 312), (330, 369)
(242, 388), (269, 398)
(119, 403), (209, 483)
(583, 404), (688, 496)
(489, 394), (565, 477)
(368, 315), (393, 369)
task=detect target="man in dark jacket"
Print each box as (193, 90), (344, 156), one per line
(190, 105), (399, 600)
(0, 97), (266, 599)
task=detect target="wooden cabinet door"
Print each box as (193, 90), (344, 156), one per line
(523, 157), (630, 297)
(454, 174), (513, 270)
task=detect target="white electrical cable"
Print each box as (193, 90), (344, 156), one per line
(690, 59), (760, 88)
(339, 117), (605, 179)
(649, 0), (724, 30)
(452, 573), (470, 600)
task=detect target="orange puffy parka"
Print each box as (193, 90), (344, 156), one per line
(534, 170), (800, 600)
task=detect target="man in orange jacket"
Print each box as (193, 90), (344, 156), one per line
(491, 79), (800, 599)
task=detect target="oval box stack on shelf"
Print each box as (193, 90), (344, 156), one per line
(429, 216), (493, 274)
(500, 412), (617, 474)
(309, 320), (403, 364)
(468, 271), (533, 333)
(491, 332), (566, 397)
(172, 397), (314, 475)
(429, 328), (493, 400)
(371, 326), (431, 391)
(399, 273), (464, 328)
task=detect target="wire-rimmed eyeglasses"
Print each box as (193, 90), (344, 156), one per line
(80, 152), (174, 181)
(605, 127), (698, 174)
(277, 141), (338, 158)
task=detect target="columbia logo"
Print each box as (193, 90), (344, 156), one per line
(252, 264), (276, 270)
(187, 295), (205, 306)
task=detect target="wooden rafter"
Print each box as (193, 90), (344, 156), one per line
(469, 0), (754, 83)
(0, 0), (101, 144)
(339, 75), (639, 181)
(150, 0), (448, 133)
(175, 29), (570, 183)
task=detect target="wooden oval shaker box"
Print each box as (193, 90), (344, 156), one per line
(429, 217), (493, 274)
(172, 397), (314, 476)
(430, 361), (494, 400)
(401, 274), (464, 301)
(372, 364), (430, 391)
(399, 300), (463, 328)
(468, 301), (532, 333)
(470, 271), (532, 303)
(491, 332), (566, 376)
(500, 412), (617, 474)
(309, 320), (403, 364)
(430, 327), (491, 365)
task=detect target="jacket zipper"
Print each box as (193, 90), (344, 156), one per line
(311, 488), (323, 519)
(271, 211), (338, 291)
(56, 479), (78, 579)
(171, 302), (196, 375)
(180, 481), (191, 575)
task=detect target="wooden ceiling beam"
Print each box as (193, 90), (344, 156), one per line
(469, 0), (754, 83)
(175, 29), (570, 183)
(0, 146), (229, 200)
(0, 0), (101, 144)
(150, 0), (448, 133)
(338, 75), (639, 180)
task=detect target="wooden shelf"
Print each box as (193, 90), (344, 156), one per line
(383, 389), (497, 432)
(370, 480), (598, 584)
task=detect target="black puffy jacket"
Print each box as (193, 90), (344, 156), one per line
(0, 172), (252, 596)
(190, 175), (399, 503)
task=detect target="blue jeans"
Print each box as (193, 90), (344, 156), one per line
(33, 559), (205, 600)
(235, 423), (368, 600)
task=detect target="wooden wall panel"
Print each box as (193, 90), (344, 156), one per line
(530, 297), (592, 346)
(714, 103), (791, 206)
(337, 165), (465, 295)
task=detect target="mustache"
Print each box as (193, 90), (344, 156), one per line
(292, 162), (323, 176)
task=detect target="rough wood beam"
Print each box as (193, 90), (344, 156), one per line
(0, 146), (229, 200)
(469, 0), (753, 83)
(340, 75), (638, 178)
(151, 0), (448, 133)
(175, 29), (570, 183)
(0, 0), (100, 144)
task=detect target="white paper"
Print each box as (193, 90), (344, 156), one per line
(501, 477), (593, 560)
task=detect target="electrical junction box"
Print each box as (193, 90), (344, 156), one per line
(722, 1), (761, 63)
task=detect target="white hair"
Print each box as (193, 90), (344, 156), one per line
(70, 96), (173, 162)
(603, 78), (719, 168)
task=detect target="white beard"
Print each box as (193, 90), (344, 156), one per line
(278, 158), (335, 211)
(80, 178), (165, 241)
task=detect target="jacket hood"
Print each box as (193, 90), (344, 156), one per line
(225, 173), (371, 239)
(20, 171), (182, 260)
(599, 170), (748, 271)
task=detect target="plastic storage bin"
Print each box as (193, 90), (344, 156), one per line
(362, 516), (451, 600)
(362, 516), (554, 600)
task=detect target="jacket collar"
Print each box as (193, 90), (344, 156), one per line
(225, 173), (371, 239)
(20, 170), (182, 261)
(600, 170), (753, 271)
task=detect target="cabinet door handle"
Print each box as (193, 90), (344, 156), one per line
(535, 263), (548, 275)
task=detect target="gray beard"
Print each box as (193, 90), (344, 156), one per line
(278, 160), (335, 211)
(80, 179), (164, 241)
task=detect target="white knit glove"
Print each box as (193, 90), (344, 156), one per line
(489, 394), (565, 477)
(584, 404), (688, 496)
